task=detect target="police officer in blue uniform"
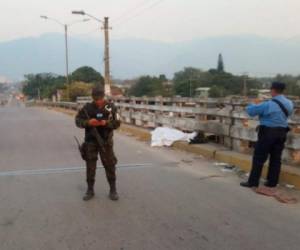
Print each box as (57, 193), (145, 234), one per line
(240, 82), (294, 188)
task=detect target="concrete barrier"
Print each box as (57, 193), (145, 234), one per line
(27, 98), (300, 165)
(28, 100), (300, 188)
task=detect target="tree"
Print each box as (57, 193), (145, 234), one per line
(173, 67), (209, 97)
(274, 74), (300, 97)
(128, 75), (167, 97)
(159, 74), (167, 81)
(22, 73), (66, 99)
(173, 67), (261, 97)
(62, 82), (93, 102)
(209, 85), (224, 98)
(217, 53), (224, 72)
(71, 66), (104, 85)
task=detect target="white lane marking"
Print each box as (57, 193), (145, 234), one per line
(0, 164), (156, 177)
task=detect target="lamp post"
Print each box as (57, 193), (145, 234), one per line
(40, 16), (89, 99)
(72, 10), (112, 96)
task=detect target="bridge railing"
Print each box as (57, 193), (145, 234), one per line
(27, 97), (300, 166)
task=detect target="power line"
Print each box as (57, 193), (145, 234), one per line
(112, 0), (156, 23)
(72, 0), (166, 38)
(113, 0), (166, 28)
(117, 0), (165, 27)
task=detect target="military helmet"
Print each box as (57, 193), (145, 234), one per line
(91, 87), (105, 99)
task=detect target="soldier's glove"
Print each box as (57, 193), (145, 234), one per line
(88, 119), (107, 127)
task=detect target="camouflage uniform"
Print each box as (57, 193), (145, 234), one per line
(75, 101), (121, 199)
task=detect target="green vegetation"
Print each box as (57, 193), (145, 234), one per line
(105, 67), (300, 98)
(22, 73), (66, 99)
(128, 74), (172, 97)
(125, 54), (300, 98)
(22, 66), (104, 100)
(209, 85), (224, 98)
(173, 67), (261, 97)
(62, 82), (94, 102)
(71, 66), (104, 85)
(22, 64), (300, 100)
(273, 74), (300, 97)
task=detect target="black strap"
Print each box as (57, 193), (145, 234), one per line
(271, 99), (289, 118)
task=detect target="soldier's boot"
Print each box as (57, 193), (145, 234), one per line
(109, 181), (119, 201)
(83, 182), (95, 201)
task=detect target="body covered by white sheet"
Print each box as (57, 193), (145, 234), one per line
(151, 127), (197, 147)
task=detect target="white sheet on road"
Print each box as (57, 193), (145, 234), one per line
(151, 127), (197, 147)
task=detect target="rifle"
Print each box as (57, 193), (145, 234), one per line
(74, 136), (86, 160)
(82, 108), (106, 153)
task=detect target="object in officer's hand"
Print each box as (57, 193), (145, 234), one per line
(253, 98), (262, 104)
(88, 119), (103, 127)
(97, 120), (107, 126)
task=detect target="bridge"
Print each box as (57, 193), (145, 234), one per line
(34, 96), (300, 187)
(1, 97), (300, 250)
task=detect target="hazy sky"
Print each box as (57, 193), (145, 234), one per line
(0, 0), (299, 42)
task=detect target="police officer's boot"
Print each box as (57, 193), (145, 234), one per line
(109, 181), (119, 201)
(83, 182), (95, 201)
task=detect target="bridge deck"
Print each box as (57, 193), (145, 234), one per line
(0, 101), (299, 250)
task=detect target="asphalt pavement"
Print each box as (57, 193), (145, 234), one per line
(0, 99), (299, 250)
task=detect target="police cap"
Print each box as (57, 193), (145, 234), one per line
(271, 82), (286, 92)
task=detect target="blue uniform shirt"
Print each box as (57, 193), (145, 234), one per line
(246, 95), (294, 128)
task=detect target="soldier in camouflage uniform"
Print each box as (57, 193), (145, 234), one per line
(75, 87), (121, 201)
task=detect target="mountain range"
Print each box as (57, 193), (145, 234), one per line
(1, 33), (300, 81)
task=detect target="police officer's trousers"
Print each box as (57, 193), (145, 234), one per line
(248, 126), (287, 187)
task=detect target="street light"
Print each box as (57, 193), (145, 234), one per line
(40, 15), (64, 26)
(72, 10), (112, 96)
(72, 11), (85, 15)
(72, 10), (104, 23)
(40, 15), (89, 99)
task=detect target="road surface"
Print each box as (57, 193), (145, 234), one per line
(0, 99), (300, 250)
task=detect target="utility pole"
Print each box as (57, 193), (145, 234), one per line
(41, 15), (89, 100)
(243, 74), (248, 97)
(103, 17), (111, 96)
(72, 11), (112, 96)
(37, 88), (41, 101)
(64, 24), (70, 100)
(64, 25), (70, 85)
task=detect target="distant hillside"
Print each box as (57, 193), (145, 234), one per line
(1, 33), (300, 80)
